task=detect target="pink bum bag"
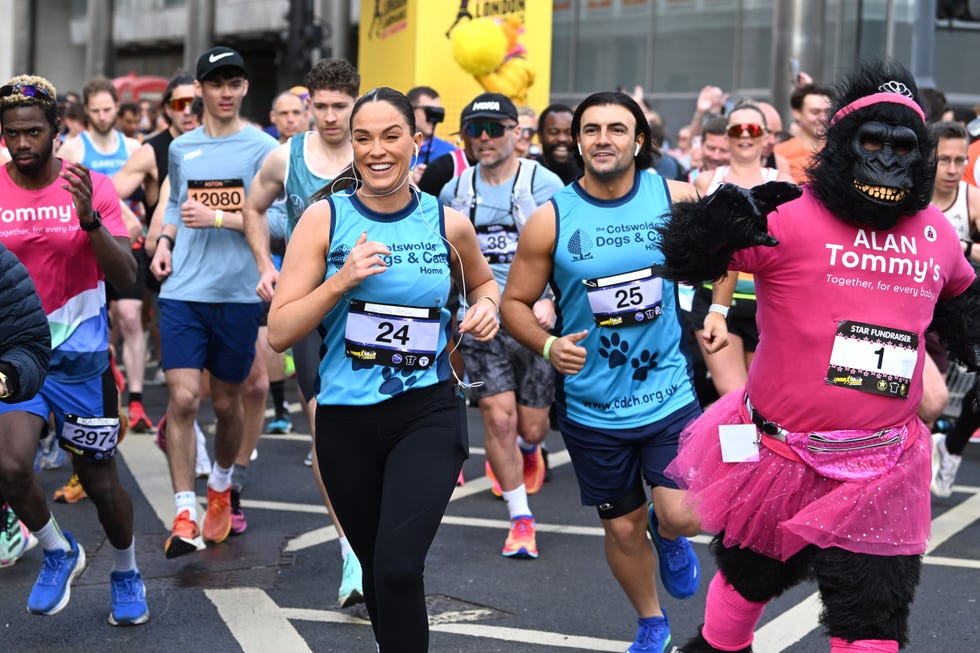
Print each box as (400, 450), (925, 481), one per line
(745, 395), (911, 481)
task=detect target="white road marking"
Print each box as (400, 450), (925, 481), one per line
(206, 588), (311, 653)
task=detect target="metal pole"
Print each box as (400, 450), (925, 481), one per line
(185, 0), (215, 72)
(321, 0), (351, 61)
(884, 0), (896, 58)
(733, 0), (744, 93)
(11, 0), (34, 75)
(770, 0), (826, 120)
(911, 0), (937, 88)
(86, 0), (113, 78)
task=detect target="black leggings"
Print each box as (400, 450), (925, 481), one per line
(316, 382), (468, 653)
(948, 378), (980, 456)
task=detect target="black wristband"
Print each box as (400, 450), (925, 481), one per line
(79, 210), (102, 232)
(157, 233), (176, 250)
(963, 240), (973, 259)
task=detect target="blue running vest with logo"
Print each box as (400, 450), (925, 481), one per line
(284, 131), (336, 240)
(79, 130), (129, 177)
(550, 171), (696, 428)
(317, 189), (454, 406)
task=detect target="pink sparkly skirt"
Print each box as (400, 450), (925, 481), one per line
(666, 389), (932, 561)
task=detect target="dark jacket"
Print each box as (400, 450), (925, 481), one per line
(0, 242), (51, 402)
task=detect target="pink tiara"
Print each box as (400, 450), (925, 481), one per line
(831, 92), (925, 125)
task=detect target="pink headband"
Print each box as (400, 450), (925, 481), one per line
(830, 92), (926, 125)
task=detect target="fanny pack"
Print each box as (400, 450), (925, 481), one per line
(746, 395), (909, 481)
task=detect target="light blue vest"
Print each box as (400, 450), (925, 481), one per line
(284, 132), (336, 240)
(550, 171), (696, 428)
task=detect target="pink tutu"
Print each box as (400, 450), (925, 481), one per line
(666, 390), (932, 561)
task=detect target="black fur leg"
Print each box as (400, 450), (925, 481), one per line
(813, 548), (921, 646)
(710, 533), (815, 603)
(932, 278), (980, 375)
(676, 626), (752, 653)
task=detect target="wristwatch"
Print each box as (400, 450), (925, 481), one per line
(80, 210), (103, 232)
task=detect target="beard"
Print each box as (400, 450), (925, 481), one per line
(541, 148), (582, 184)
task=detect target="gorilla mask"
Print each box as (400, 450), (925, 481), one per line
(809, 61), (934, 231)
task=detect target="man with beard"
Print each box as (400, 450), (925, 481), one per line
(653, 61), (980, 653)
(0, 74), (145, 625)
(537, 103), (580, 184)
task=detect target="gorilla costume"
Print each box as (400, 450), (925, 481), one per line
(653, 60), (980, 652)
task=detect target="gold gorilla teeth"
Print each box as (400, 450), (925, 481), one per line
(851, 179), (908, 203)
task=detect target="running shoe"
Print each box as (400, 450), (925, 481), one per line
(27, 531), (86, 615)
(195, 422), (211, 479)
(1, 504), (38, 568)
(522, 446), (546, 495)
(971, 427), (980, 444)
(34, 432), (66, 471)
(53, 473), (88, 504)
(456, 469), (465, 486)
(128, 400), (154, 433)
(108, 569), (149, 626)
(931, 433), (962, 498)
(647, 503), (700, 599)
(155, 414), (168, 453)
(502, 516), (538, 559)
(304, 446), (314, 467)
(109, 351), (126, 393)
(266, 415), (293, 434)
(230, 488), (247, 535)
(338, 553), (365, 608)
(164, 510), (205, 559)
(484, 460), (503, 498)
(628, 612), (671, 652)
(202, 486), (232, 545)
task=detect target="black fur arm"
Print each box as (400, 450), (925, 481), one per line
(932, 277), (980, 373)
(652, 181), (801, 285)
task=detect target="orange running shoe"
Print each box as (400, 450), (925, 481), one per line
(501, 516), (538, 559)
(128, 401), (154, 433)
(165, 510), (205, 558)
(522, 446), (546, 495)
(202, 487), (232, 545)
(108, 349), (126, 393)
(484, 460), (502, 497)
(53, 474), (88, 503)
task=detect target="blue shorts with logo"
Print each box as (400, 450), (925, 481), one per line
(0, 366), (121, 462)
(159, 299), (261, 384)
(557, 400), (701, 507)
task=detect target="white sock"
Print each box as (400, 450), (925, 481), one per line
(174, 491), (198, 523)
(209, 463), (233, 492)
(33, 517), (70, 552)
(339, 536), (354, 560)
(502, 484), (532, 520)
(112, 537), (137, 572)
(516, 436), (536, 453)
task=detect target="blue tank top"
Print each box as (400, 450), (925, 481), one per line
(79, 131), (129, 177)
(550, 171), (696, 428)
(284, 132), (334, 240)
(317, 189), (454, 406)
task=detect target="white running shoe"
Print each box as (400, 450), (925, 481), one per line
(931, 433), (961, 498)
(195, 422), (211, 479)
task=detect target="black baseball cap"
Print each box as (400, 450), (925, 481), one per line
(460, 92), (518, 124)
(196, 46), (248, 82)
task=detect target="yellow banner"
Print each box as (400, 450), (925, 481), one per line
(358, 0), (552, 141)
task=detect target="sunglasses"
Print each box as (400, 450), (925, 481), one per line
(519, 126), (536, 140)
(726, 123), (765, 139)
(464, 121), (514, 139)
(168, 97), (195, 111)
(0, 83), (53, 101)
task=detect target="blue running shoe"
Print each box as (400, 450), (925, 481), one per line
(628, 611), (671, 652)
(338, 553), (365, 608)
(27, 531), (86, 615)
(109, 569), (149, 626)
(266, 416), (293, 435)
(647, 503), (700, 599)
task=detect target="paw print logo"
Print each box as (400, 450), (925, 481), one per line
(379, 366), (419, 395)
(598, 332), (630, 369)
(630, 350), (659, 382)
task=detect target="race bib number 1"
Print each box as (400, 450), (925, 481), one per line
(345, 300), (440, 369)
(59, 414), (121, 461)
(188, 179), (245, 212)
(583, 267), (663, 328)
(826, 320), (918, 399)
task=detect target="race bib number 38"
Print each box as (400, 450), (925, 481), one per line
(583, 267), (663, 328)
(345, 300), (440, 369)
(825, 320), (918, 399)
(188, 179), (245, 212)
(59, 414), (121, 461)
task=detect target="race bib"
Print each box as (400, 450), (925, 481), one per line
(187, 179), (245, 211)
(583, 267), (663, 328)
(825, 320), (918, 399)
(476, 224), (518, 264)
(345, 300), (440, 369)
(59, 414), (121, 461)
